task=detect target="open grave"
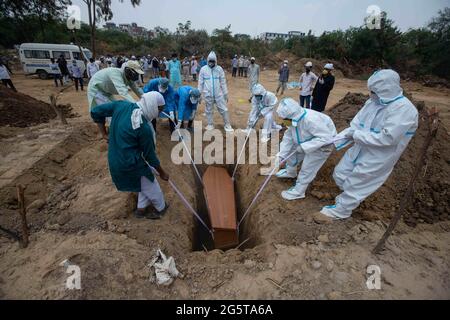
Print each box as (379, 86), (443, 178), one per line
(0, 89), (449, 299)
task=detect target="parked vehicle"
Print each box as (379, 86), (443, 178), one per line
(19, 43), (92, 80)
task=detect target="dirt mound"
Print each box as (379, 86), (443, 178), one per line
(325, 92), (450, 226)
(0, 87), (75, 128)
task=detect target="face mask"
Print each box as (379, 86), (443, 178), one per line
(322, 70), (329, 75)
(282, 119), (292, 127)
(251, 61), (255, 64)
(125, 67), (139, 82)
(306, 68), (311, 73)
(190, 96), (199, 104)
(158, 85), (167, 94)
(370, 92), (380, 104)
(208, 61), (216, 68)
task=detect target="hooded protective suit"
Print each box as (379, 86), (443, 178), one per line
(276, 98), (337, 200)
(175, 86), (200, 122)
(198, 51), (233, 130)
(321, 69), (419, 219)
(246, 84), (280, 141)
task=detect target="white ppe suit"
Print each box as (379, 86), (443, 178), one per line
(247, 84), (281, 141)
(321, 69), (419, 219)
(198, 52), (231, 128)
(276, 98), (337, 200)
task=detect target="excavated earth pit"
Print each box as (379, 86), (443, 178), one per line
(0, 90), (449, 299)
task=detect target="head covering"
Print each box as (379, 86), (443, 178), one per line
(158, 77), (170, 89)
(252, 84), (267, 96)
(305, 61), (313, 67)
(189, 88), (201, 98)
(207, 51), (217, 62)
(131, 92), (165, 130)
(124, 60), (144, 74)
(367, 69), (403, 105)
(277, 98), (304, 123)
(284, 60), (288, 64)
(251, 57), (256, 61)
(324, 63), (334, 70)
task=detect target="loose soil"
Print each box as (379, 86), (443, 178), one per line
(0, 70), (449, 299)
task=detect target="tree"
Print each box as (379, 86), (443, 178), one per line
(0, 0), (71, 39)
(81, 0), (141, 57)
(211, 25), (237, 58)
(427, 7), (450, 78)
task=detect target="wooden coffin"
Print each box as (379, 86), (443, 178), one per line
(202, 166), (239, 250)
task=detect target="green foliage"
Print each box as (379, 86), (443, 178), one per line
(0, 6), (449, 80)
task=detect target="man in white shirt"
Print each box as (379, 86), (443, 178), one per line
(299, 61), (318, 109)
(87, 58), (100, 79)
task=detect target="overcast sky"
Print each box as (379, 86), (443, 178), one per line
(71, 0), (449, 36)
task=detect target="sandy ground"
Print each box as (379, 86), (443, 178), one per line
(0, 69), (449, 299)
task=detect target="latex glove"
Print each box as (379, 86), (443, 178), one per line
(169, 111), (175, 122)
(296, 145), (304, 153)
(319, 78), (325, 84)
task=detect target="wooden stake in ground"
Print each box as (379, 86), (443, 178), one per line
(373, 107), (440, 254)
(49, 94), (68, 125)
(16, 184), (29, 248)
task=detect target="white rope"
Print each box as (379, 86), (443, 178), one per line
(142, 156), (214, 239)
(238, 150), (297, 228)
(161, 111), (204, 187)
(231, 110), (261, 181)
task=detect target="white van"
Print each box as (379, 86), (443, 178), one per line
(19, 43), (92, 79)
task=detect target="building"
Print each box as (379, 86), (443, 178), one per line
(104, 22), (118, 30)
(102, 22), (158, 40)
(119, 23), (131, 33)
(234, 33), (251, 40)
(260, 31), (305, 42)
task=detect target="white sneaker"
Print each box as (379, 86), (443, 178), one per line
(281, 187), (305, 201)
(205, 125), (215, 131)
(224, 124), (234, 132)
(276, 168), (297, 179)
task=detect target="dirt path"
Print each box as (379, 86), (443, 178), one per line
(0, 70), (449, 299)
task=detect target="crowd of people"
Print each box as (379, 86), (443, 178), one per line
(0, 51), (419, 226)
(85, 51), (418, 225)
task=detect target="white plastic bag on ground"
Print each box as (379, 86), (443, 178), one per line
(148, 249), (181, 286)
